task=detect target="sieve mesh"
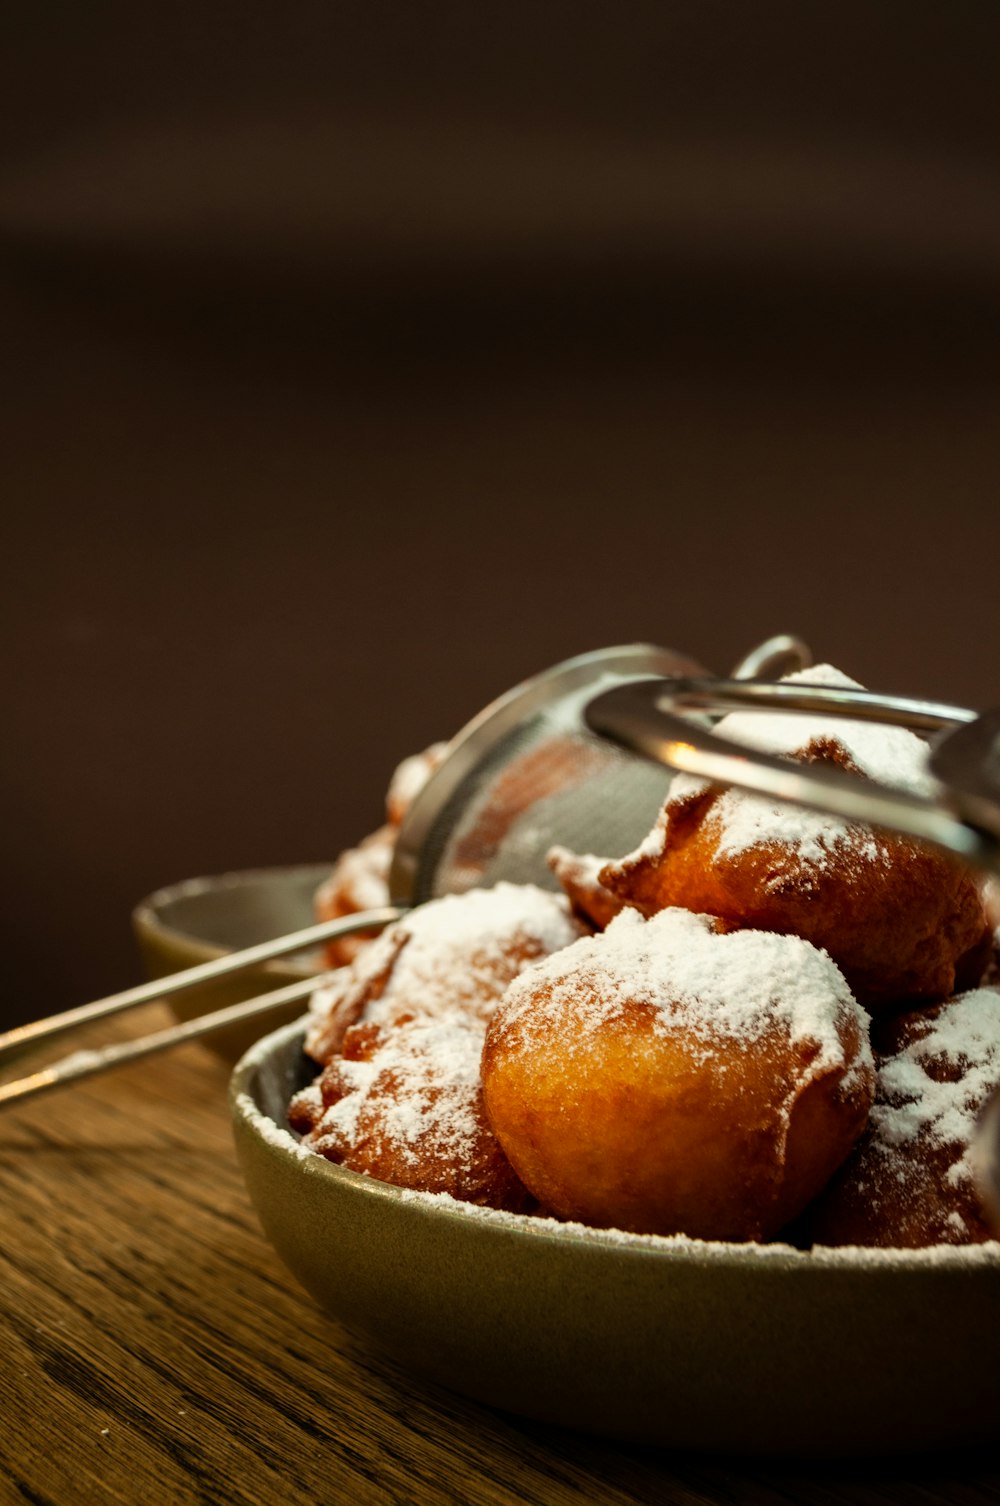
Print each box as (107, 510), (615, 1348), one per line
(422, 713), (672, 900)
(390, 645), (705, 906)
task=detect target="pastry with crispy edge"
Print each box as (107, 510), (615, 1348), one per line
(289, 1012), (537, 1210)
(304, 880), (585, 1066)
(547, 844), (626, 931)
(290, 882), (585, 1207)
(600, 665), (990, 1010)
(808, 988), (1000, 1247)
(315, 742), (448, 967)
(481, 906), (874, 1240)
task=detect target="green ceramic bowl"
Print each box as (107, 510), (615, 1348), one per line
(132, 865), (332, 1060)
(231, 1018), (1000, 1455)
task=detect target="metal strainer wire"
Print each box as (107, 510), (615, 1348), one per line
(584, 674), (1000, 874)
(392, 643), (700, 904)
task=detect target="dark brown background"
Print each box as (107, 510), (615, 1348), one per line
(3, 4), (1000, 1028)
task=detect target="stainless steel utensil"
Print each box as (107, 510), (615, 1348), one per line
(585, 676), (1000, 875)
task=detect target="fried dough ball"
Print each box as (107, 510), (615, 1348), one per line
(481, 907), (874, 1240)
(600, 665), (990, 1010)
(808, 989), (1000, 1247)
(315, 742), (447, 967)
(384, 742), (449, 826)
(305, 881), (585, 1066)
(546, 845), (626, 931)
(291, 883), (584, 1206)
(314, 825), (395, 968)
(289, 1013), (535, 1211)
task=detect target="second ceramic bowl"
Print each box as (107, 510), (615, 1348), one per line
(132, 865), (332, 1060)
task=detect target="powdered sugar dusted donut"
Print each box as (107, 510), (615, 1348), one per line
(304, 882), (585, 1066)
(315, 742), (448, 967)
(385, 741), (448, 826)
(290, 883), (584, 1207)
(314, 825), (395, 968)
(289, 1013), (536, 1210)
(808, 988), (1000, 1247)
(600, 665), (990, 1010)
(546, 844), (626, 931)
(481, 907), (874, 1240)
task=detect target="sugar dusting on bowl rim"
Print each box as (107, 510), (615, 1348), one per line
(231, 1017), (1000, 1272)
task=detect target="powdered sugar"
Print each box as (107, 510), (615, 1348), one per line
(703, 665), (936, 793)
(385, 742), (448, 826)
(295, 883), (583, 1188)
(700, 791), (882, 872)
(496, 907), (868, 1080)
(307, 882), (581, 1051)
(872, 988), (1000, 1189)
(235, 1087), (318, 1163)
(314, 827), (393, 914)
(546, 848), (608, 888)
(306, 1016), (487, 1170)
(392, 1184), (1000, 1266)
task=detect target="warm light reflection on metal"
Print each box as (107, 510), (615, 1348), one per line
(663, 740), (696, 764)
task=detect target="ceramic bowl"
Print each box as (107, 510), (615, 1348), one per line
(132, 865), (331, 1060)
(231, 1017), (1000, 1456)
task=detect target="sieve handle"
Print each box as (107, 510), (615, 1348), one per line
(0, 973), (326, 1108)
(0, 906), (405, 1065)
(0, 908), (405, 1108)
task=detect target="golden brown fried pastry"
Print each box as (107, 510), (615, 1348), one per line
(546, 844), (626, 931)
(384, 742), (449, 826)
(293, 885), (581, 1204)
(292, 883), (584, 1206)
(305, 881), (585, 1066)
(808, 989), (1000, 1247)
(315, 742), (448, 967)
(314, 825), (395, 967)
(600, 665), (990, 1010)
(481, 906), (874, 1240)
(289, 1013), (535, 1211)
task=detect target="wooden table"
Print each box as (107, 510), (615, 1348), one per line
(3, 1007), (999, 1506)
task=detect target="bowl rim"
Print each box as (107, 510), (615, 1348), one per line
(132, 863), (335, 974)
(230, 1016), (1000, 1276)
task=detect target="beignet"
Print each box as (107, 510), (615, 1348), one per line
(481, 906), (874, 1240)
(315, 742), (447, 966)
(291, 883), (584, 1207)
(809, 988), (1000, 1247)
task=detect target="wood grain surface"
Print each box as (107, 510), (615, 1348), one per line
(2, 1007), (1000, 1506)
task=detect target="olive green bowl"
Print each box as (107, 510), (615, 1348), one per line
(132, 865), (332, 1060)
(231, 1018), (1000, 1456)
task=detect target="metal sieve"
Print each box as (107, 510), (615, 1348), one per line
(393, 637), (813, 904)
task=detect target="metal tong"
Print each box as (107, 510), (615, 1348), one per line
(586, 677), (1000, 877)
